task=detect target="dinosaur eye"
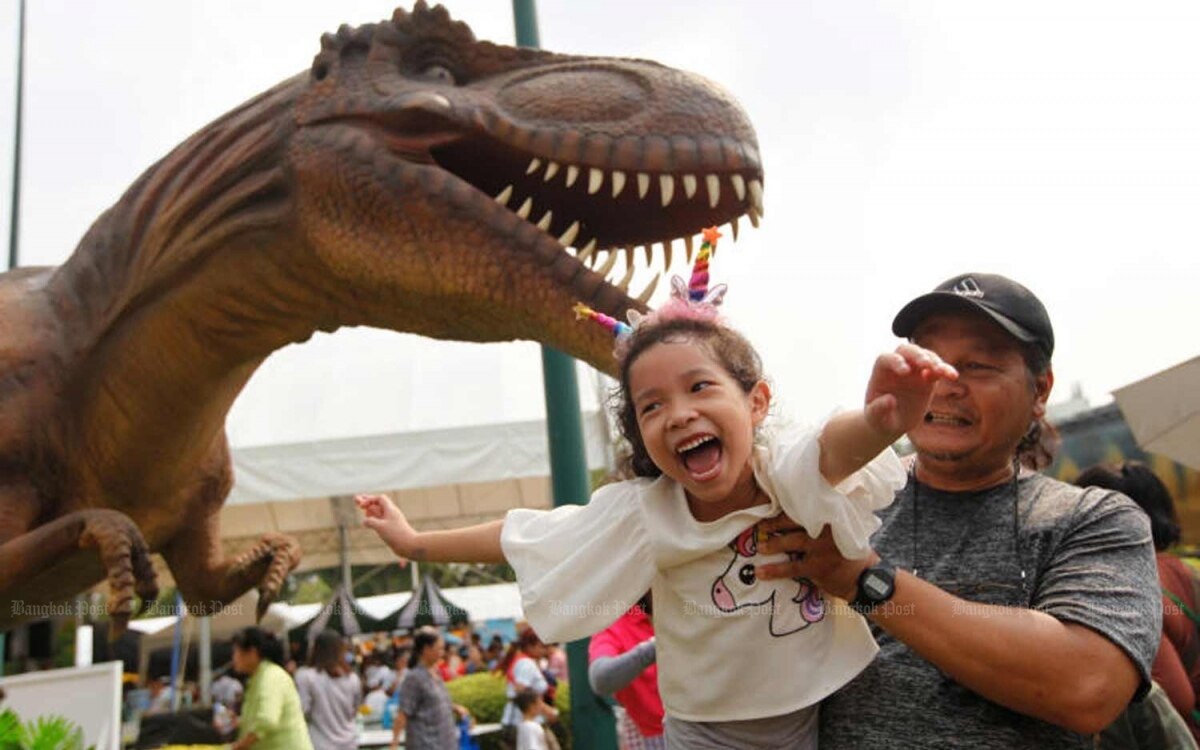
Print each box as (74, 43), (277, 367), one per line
(739, 564), (756, 586)
(419, 64), (456, 85)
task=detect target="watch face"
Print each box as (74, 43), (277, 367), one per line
(863, 572), (891, 600)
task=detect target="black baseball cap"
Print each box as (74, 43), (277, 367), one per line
(892, 272), (1054, 358)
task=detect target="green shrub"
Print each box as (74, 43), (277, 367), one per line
(445, 673), (574, 750)
(446, 672), (508, 724)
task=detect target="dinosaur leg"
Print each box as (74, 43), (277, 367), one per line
(162, 512), (301, 622)
(0, 509), (158, 634)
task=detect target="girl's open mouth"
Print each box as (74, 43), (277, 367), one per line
(678, 434), (723, 480)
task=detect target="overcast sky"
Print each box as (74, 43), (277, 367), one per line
(2, 1), (1198, 448)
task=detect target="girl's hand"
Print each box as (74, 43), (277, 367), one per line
(356, 493), (418, 559)
(864, 343), (958, 437)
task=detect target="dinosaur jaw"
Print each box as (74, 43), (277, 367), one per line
(426, 126), (764, 301)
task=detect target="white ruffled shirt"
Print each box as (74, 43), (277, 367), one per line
(500, 425), (905, 722)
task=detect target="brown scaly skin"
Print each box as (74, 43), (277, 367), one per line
(0, 3), (764, 633)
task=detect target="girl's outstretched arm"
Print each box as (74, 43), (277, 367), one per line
(356, 494), (506, 563)
(819, 343), (957, 485)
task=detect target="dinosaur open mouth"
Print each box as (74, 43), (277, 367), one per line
(428, 129), (763, 303)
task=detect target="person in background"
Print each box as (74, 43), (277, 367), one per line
(212, 668), (244, 714)
(381, 648), (410, 734)
(514, 690), (552, 750)
(363, 675), (390, 724)
(545, 644), (568, 685)
(394, 629), (471, 750)
(463, 645), (488, 675)
(230, 626), (313, 750)
(496, 628), (556, 734)
(295, 630), (363, 750)
(1077, 461), (1200, 747)
(589, 596), (663, 750)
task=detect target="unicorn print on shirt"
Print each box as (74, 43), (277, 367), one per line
(710, 525), (826, 637)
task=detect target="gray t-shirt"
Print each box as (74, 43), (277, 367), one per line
(294, 667), (363, 750)
(820, 472), (1160, 749)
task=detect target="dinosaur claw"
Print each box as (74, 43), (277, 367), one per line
(77, 509), (158, 638)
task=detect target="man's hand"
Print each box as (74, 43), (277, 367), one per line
(864, 343), (957, 438)
(754, 516), (878, 601)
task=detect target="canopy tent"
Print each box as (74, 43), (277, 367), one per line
(377, 577), (470, 631)
(1114, 355), (1200, 471)
(186, 415), (613, 581)
(287, 584), (385, 645)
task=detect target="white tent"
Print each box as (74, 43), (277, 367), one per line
(145, 414), (613, 584)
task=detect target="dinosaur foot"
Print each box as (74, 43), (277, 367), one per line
(78, 509), (159, 635)
(229, 533), (301, 620)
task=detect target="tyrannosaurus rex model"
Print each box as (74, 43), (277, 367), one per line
(0, 3), (763, 633)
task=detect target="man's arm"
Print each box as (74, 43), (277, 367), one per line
(757, 524), (1142, 734)
(869, 569), (1140, 733)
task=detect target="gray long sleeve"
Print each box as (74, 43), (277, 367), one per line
(588, 638), (656, 697)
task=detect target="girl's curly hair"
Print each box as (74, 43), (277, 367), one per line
(612, 315), (764, 478)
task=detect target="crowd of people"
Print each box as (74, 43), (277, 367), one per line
(142, 623), (570, 750)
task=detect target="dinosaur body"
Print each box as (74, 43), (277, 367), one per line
(0, 3), (763, 632)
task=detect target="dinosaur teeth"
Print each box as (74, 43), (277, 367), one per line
(642, 244), (653, 266)
(576, 238), (597, 263)
(660, 175), (675, 206)
(684, 234), (695, 262)
(611, 171), (627, 199)
(494, 184), (514, 205)
(747, 208), (760, 228)
(730, 174), (745, 203)
(730, 215), (740, 241)
(636, 272), (661, 304)
(682, 174), (697, 200)
(558, 221), (580, 247)
(526, 158), (542, 176)
(663, 238), (673, 270)
(543, 161), (560, 182)
(706, 174), (721, 208)
(749, 179), (764, 216)
(637, 173), (651, 199)
(594, 249), (619, 277)
(588, 168), (604, 195)
(623, 246), (636, 272)
(616, 259), (637, 291)
(516, 197), (533, 220)
(536, 210), (553, 231)
(565, 165), (580, 188)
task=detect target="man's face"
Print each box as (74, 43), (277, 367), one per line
(909, 311), (1052, 487)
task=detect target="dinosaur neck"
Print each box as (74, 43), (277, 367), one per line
(47, 74), (340, 495)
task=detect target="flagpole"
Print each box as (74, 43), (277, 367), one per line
(511, 2), (617, 748)
(7, 0), (25, 271)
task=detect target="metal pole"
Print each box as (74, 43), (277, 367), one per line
(511, 3), (617, 748)
(198, 616), (212, 706)
(8, 0), (26, 270)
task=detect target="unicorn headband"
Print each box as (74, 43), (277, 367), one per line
(573, 226), (728, 355)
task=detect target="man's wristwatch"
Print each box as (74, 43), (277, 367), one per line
(850, 559), (897, 615)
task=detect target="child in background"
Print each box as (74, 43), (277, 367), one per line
(514, 690), (552, 750)
(358, 228), (955, 748)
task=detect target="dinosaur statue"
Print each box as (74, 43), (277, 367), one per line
(0, 3), (763, 634)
